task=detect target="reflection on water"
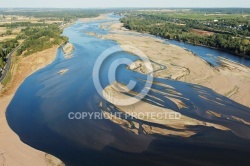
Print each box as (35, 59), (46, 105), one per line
(6, 14), (250, 166)
(166, 40), (250, 67)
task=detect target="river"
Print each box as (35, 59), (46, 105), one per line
(6, 14), (250, 166)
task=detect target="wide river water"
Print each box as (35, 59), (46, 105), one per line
(6, 14), (250, 166)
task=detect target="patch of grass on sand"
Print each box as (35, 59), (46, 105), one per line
(1, 68), (12, 86)
(0, 27), (7, 34)
(1, 55), (18, 86)
(0, 57), (4, 68)
(0, 35), (17, 42)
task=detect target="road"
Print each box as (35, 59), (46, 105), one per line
(0, 44), (23, 83)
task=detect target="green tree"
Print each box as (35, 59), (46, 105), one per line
(6, 30), (12, 35)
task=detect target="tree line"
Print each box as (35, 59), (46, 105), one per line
(121, 14), (250, 56)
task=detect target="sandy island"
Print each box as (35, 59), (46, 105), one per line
(78, 14), (109, 22)
(103, 22), (250, 108)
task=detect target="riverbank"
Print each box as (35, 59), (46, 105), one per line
(178, 41), (250, 60)
(103, 22), (250, 108)
(0, 46), (64, 166)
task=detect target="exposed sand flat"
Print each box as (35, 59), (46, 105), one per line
(108, 23), (131, 34)
(78, 14), (109, 22)
(58, 69), (69, 75)
(103, 23), (250, 107)
(0, 95), (47, 166)
(0, 46), (64, 166)
(62, 43), (74, 55)
(84, 31), (104, 38)
(102, 83), (230, 138)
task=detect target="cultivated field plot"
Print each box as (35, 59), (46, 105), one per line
(191, 29), (214, 36)
(12, 27), (23, 34)
(0, 35), (17, 42)
(0, 27), (7, 34)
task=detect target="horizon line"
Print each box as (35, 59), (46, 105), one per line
(1, 7), (250, 9)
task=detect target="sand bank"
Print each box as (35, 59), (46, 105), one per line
(78, 14), (109, 23)
(100, 22), (250, 139)
(63, 43), (74, 55)
(103, 23), (250, 108)
(102, 82), (229, 137)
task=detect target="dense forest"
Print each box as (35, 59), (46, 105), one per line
(121, 12), (250, 56)
(16, 25), (68, 56)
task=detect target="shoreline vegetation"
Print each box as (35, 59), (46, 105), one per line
(181, 41), (250, 59)
(163, 39), (250, 59)
(120, 11), (250, 58)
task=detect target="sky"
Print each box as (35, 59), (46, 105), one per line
(1, 0), (250, 8)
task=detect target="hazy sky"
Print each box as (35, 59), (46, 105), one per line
(1, 0), (250, 8)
